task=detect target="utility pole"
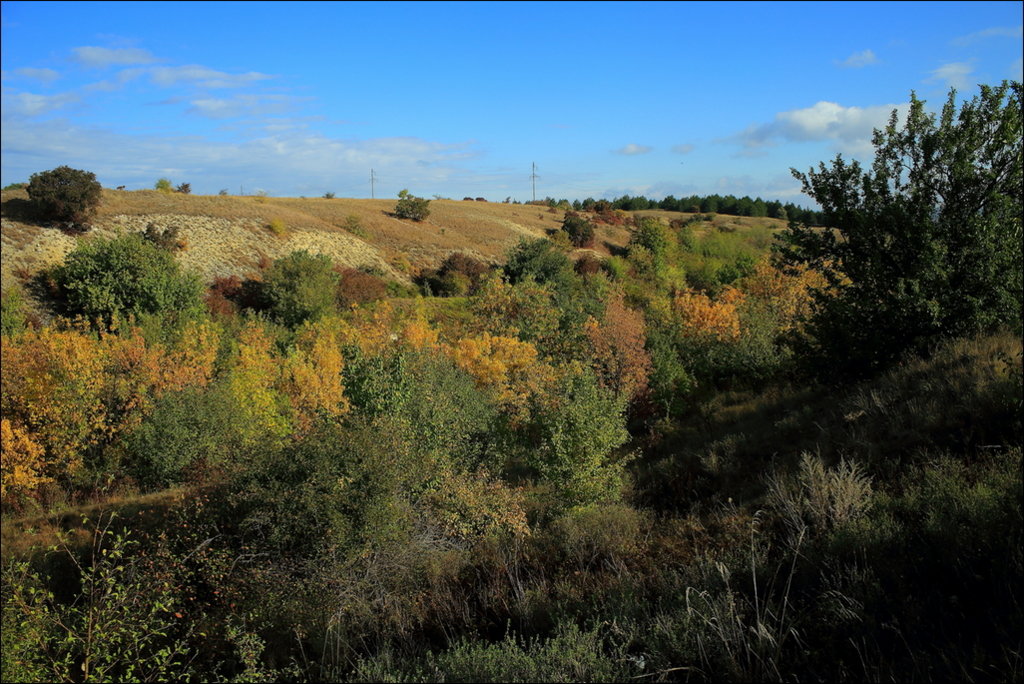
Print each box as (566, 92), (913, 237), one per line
(370, 169), (377, 199)
(530, 162), (538, 203)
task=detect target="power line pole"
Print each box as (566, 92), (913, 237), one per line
(530, 162), (538, 203)
(370, 169), (377, 199)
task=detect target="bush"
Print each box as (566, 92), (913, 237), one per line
(262, 250), (340, 327)
(394, 189), (430, 221)
(267, 218), (287, 237)
(175, 182), (191, 194)
(561, 212), (596, 248)
(142, 223), (185, 252)
(26, 166), (102, 225)
(335, 267), (388, 307)
(503, 238), (574, 291)
(51, 233), (204, 329)
(154, 178), (172, 192)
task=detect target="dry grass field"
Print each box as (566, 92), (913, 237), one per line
(1, 188), (788, 294)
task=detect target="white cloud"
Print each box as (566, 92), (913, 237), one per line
(0, 91), (79, 118)
(838, 49), (879, 68)
(926, 61), (974, 90)
(148, 65), (274, 89)
(951, 25), (1023, 47)
(614, 143), (652, 155)
(671, 143), (695, 154)
(14, 67), (60, 83)
(72, 46), (159, 67)
(734, 100), (909, 153)
(0, 117), (481, 197)
(187, 94), (301, 119)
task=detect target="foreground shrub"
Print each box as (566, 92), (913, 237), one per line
(26, 166), (102, 226)
(1, 522), (194, 683)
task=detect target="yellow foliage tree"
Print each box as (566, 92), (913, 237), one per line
(672, 287), (744, 342)
(282, 318), (349, 432)
(740, 259), (829, 333)
(226, 323), (292, 446)
(1, 418), (50, 499)
(1, 326), (109, 479)
(450, 333), (554, 424)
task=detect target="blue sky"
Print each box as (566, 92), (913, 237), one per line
(2, 1), (1021, 203)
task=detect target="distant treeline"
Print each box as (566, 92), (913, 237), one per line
(529, 194), (826, 226)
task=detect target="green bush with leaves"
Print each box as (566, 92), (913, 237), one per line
(262, 250), (340, 328)
(1, 522), (194, 683)
(51, 232), (204, 328)
(780, 81), (1023, 377)
(394, 189), (430, 221)
(26, 165), (103, 225)
(526, 368), (630, 508)
(1, 287), (29, 338)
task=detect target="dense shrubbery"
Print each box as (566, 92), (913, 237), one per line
(2, 84), (1020, 684)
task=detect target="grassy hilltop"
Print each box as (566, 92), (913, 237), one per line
(1, 187), (788, 295)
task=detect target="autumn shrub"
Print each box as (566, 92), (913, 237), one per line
(26, 166), (102, 226)
(266, 218), (287, 237)
(261, 250), (340, 328)
(335, 266), (388, 307)
(573, 253), (602, 274)
(584, 293), (653, 403)
(142, 223), (185, 252)
(50, 233), (204, 329)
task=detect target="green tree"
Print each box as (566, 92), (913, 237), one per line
(263, 250), (340, 328)
(154, 178), (173, 192)
(52, 233), (204, 329)
(561, 212), (596, 248)
(26, 166), (103, 225)
(394, 189), (430, 221)
(779, 82), (1023, 377)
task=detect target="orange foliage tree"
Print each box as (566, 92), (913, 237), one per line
(0, 321), (222, 489)
(672, 287), (745, 342)
(583, 293), (653, 403)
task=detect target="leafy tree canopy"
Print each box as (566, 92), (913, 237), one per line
(778, 81), (1023, 377)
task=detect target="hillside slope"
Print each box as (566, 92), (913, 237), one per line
(1, 188), (788, 293)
